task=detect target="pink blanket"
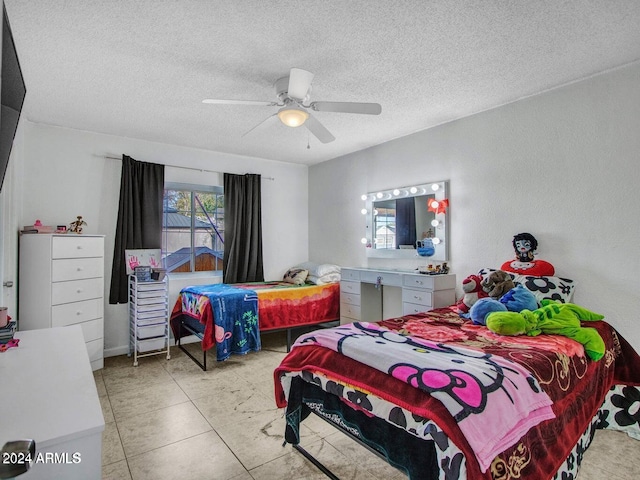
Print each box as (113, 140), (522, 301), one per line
(293, 321), (555, 472)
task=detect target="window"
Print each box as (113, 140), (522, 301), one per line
(162, 182), (224, 273)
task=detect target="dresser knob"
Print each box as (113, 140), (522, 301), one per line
(76, 311), (82, 316)
(77, 267), (83, 271)
(77, 289), (83, 293)
(76, 245), (83, 249)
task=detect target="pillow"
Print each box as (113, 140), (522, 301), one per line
(283, 268), (309, 285)
(296, 262), (341, 278)
(512, 274), (576, 304)
(477, 268), (575, 304)
(307, 272), (341, 285)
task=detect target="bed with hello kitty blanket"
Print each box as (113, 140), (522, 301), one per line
(274, 271), (640, 480)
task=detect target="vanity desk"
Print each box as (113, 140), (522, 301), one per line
(340, 267), (456, 324)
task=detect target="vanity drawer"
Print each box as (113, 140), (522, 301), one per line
(52, 257), (104, 282)
(340, 291), (361, 307)
(360, 270), (402, 287)
(402, 288), (433, 308)
(340, 280), (361, 295)
(52, 298), (102, 326)
(52, 236), (104, 259)
(340, 302), (361, 320)
(403, 302), (430, 316)
(403, 273), (456, 290)
(52, 278), (103, 305)
(341, 269), (361, 281)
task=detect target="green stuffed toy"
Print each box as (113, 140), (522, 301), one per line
(485, 300), (606, 361)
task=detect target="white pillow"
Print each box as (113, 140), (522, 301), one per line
(296, 262), (341, 278)
(307, 273), (341, 285)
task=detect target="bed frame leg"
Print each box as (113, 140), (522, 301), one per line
(177, 320), (208, 371)
(292, 444), (341, 480)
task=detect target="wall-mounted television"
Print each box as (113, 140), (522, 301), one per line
(0, 3), (26, 191)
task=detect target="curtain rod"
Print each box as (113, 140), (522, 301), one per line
(101, 155), (275, 180)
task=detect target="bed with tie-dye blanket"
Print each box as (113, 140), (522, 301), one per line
(170, 281), (340, 367)
(274, 307), (640, 480)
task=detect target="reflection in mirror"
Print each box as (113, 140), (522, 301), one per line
(362, 181), (449, 261)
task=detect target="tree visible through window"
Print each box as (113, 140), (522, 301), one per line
(162, 182), (224, 273)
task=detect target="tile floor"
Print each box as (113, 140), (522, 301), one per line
(96, 331), (640, 480)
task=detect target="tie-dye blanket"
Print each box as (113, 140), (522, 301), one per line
(293, 322), (555, 473)
(178, 284), (260, 361)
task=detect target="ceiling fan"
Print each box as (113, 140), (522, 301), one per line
(202, 68), (382, 144)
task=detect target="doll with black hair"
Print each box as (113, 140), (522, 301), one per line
(500, 232), (555, 276)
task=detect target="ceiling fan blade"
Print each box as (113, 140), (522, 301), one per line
(202, 99), (276, 106)
(287, 68), (314, 100)
(310, 101), (382, 115)
(241, 114), (277, 138)
(305, 113), (335, 144)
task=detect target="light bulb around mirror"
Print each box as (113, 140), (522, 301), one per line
(361, 194), (368, 201)
(432, 237), (441, 245)
(430, 200), (439, 209)
(376, 192), (383, 198)
(393, 189), (400, 196)
(361, 237), (368, 244)
(361, 208), (367, 215)
(431, 219), (439, 227)
(431, 183), (440, 191)
(409, 186), (418, 194)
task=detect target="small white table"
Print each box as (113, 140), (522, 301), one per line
(0, 326), (104, 479)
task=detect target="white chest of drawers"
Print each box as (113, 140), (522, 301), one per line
(19, 234), (105, 370)
(340, 267), (456, 324)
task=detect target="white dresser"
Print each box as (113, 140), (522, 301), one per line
(19, 234), (105, 370)
(340, 267), (456, 324)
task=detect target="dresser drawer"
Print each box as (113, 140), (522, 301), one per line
(52, 257), (104, 282)
(86, 337), (104, 362)
(340, 302), (361, 320)
(52, 278), (103, 305)
(340, 291), (361, 306)
(52, 236), (104, 259)
(52, 298), (102, 326)
(402, 288), (433, 308)
(340, 280), (361, 295)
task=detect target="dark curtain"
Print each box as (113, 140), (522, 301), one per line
(223, 173), (264, 283)
(395, 197), (417, 248)
(109, 155), (165, 304)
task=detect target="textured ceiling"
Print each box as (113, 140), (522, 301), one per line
(5, 1), (640, 166)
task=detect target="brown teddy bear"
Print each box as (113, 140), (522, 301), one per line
(481, 270), (515, 299)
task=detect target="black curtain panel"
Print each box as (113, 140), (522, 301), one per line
(223, 173), (264, 283)
(395, 197), (417, 248)
(109, 155), (165, 304)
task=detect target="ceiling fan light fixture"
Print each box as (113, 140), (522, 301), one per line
(277, 106), (309, 127)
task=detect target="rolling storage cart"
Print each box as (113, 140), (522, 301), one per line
(128, 275), (171, 366)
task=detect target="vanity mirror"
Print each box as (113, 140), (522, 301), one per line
(361, 181), (449, 261)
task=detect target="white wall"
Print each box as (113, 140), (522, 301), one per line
(18, 123), (309, 355)
(309, 61), (640, 351)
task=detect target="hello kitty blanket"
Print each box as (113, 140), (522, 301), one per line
(292, 322), (555, 473)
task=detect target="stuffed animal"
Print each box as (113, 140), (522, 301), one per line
(456, 274), (488, 313)
(481, 270), (515, 299)
(485, 300), (606, 361)
(499, 284), (539, 312)
(470, 297), (507, 325)
(501, 232), (555, 276)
